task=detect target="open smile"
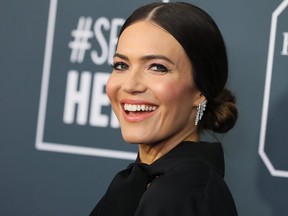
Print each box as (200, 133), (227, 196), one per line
(121, 103), (158, 122)
(123, 103), (157, 112)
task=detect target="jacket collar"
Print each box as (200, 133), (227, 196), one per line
(135, 141), (225, 178)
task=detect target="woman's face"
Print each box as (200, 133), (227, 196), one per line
(106, 21), (203, 146)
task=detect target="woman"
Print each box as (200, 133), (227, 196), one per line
(90, 2), (238, 215)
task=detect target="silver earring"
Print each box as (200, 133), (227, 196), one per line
(195, 100), (207, 126)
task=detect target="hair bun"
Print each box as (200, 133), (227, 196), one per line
(202, 88), (238, 133)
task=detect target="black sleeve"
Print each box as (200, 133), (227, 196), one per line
(202, 168), (238, 216)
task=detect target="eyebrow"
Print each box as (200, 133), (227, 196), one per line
(113, 53), (175, 65)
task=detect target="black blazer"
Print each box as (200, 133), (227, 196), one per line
(90, 141), (238, 216)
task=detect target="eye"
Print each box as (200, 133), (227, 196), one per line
(148, 63), (170, 73)
(112, 61), (129, 71)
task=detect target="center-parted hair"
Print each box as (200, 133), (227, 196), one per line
(118, 2), (238, 133)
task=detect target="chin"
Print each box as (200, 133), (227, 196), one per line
(121, 133), (141, 144)
(122, 138), (140, 145)
(121, 133), (155, 145)
(120, 127), (146, 144)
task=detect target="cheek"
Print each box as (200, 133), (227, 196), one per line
(106, 76), (117, 102)
(154, 80), (193, 104)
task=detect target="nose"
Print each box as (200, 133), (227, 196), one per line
(122, 69), (147, 94)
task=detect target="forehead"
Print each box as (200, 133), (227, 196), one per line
(117, 21), (185, 57)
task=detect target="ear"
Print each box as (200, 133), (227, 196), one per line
(193, 93), (206, 108)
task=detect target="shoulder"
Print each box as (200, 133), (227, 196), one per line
(160, 158), (213, 196)
(141, 159), (212, 204)
(136, 159), (238, 215)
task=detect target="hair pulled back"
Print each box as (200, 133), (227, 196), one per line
(118, 2), (238, 133)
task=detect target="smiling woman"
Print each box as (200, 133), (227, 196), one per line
(90, 2), (238, 216)
(108, 21), (200, 160)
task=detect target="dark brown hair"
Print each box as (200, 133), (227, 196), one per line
(118, 2), (238, 133)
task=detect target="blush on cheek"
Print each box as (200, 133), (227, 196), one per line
(164, 86), (187, 101)
(105, 77), (115, 100)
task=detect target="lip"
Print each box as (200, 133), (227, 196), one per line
(120, 99), (158, 123)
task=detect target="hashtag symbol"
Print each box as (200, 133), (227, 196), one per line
(69, 17), (93, 63)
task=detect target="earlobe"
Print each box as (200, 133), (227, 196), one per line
(192, 94), (206, 108)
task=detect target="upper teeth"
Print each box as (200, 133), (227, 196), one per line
(124, 104), (157, 112)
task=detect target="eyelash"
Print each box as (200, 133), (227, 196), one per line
(112, 61), (129, 71)
(112, 62), (170, 73)
(148, 63), (170, 73)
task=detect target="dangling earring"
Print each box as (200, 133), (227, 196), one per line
(195, 100), (207, 126)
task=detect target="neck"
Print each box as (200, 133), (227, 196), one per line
(138, 133), (199, 164)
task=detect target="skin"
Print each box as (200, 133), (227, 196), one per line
(106, 21), (205, 164)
